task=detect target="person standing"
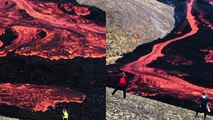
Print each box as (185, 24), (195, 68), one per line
(112, 72), (127, 99)
(195, 91), (211, 119)
(62, 108), (69, 120)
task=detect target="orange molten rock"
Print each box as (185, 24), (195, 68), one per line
(0, 83), (86, 112)
(0, 28), (5, 47)
(0, 40), (3, 47)
(121, 0), (213, 108)
(0, 0), (105, 60)
(205, 50), (213, 63)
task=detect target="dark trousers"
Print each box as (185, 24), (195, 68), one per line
(196, 106), (207, 119)
(112, 86), (126, 98)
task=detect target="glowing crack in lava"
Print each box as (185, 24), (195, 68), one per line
(0, 41), (3, 48)
(0, 83), (86, 112)
(0, 29), (4, 47)
(121, 0), (213, 107)
(204, 49), (213, 63)
(0, 0), (105, 60)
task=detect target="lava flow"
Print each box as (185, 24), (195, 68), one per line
(0, 0), (105, 60)
(0, 0), (105, 113)
(0, 83), (86, 112)
(121, 0), (213, 108)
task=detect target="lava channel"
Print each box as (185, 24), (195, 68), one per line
(121, 0), (213, 108)
(0, 83), (86, 112)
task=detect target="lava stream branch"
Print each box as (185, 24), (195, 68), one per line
(121, 0), (213, 107)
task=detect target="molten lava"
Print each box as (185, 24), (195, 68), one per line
(0, 83), (86, 112)
(0, 29), (5, 47)
(0, 41), (3, 47)
(204, 49), (213, 63)
(121, 0), (213, 108)
(0, 0), (105, 60)
(0, 0), (104, 113)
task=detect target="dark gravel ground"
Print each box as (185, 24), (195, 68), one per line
(106, 87), (213, 120)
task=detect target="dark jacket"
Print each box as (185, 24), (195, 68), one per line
(200, 95), (208, 109)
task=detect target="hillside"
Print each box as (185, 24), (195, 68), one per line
(106, 0), (175, 64)
(106, 88), (213, 120)
(76, 0), (106, 10)
(76, 0), (175, 64)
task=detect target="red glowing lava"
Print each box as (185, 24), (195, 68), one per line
(202, 49), (213, 63)
(0, 0), (105, 60)
(0, 28), (4, 47)
(121, 0), (213, 108)
(60, 2), (91, 16)
(0, 41), (3, 47)
(209, 0), (213, 5)
(0, 83), (86, 112)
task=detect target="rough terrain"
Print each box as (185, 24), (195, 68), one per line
(0, 116), (19, 120)
(106, 88), (213, 120)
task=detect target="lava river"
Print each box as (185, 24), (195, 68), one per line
(0, 0), (105, 60)
(0, 0), (105, 112)
(0, 83), (86, 112)
(121, 0), (213, 108)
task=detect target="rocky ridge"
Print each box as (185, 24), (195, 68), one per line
(76, 0), (106, 10)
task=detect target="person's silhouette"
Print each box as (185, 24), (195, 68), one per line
(62, 108), (69, 120)
(112, 72), (127, 98)
(195, 91), (211, 119)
